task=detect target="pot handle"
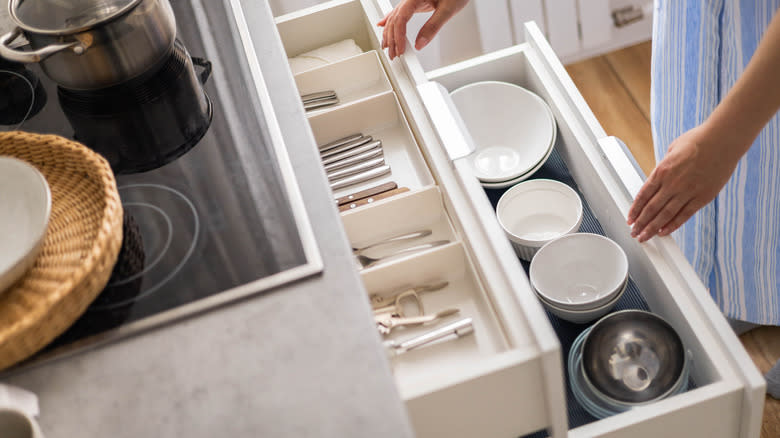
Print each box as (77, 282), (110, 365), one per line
(191, 57), (212, 84)
(0, 28), (82, 64)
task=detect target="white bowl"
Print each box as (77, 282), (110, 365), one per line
(0, 157), (51, 294)
(530, 233), (628, 309)
(535, 278), (627, 324)
(496, 179), (583, 260)
(450, 81), (555, 183)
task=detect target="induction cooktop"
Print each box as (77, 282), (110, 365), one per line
(0, 0), (322, 370)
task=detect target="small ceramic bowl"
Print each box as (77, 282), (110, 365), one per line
(496, 179), (583, 261)
(530, 233), (628, 310)
(535, 278), (627, 324)
(0, 157), (51, 294)
(450, 81), (555, 183)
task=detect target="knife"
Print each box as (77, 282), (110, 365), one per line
(301, 90), (337, 102)
(335, 181), (398, 206)
(321, 136), (375, 159)
(324, 147), (383, 173)
(304, 97), (339, 110)
(327, 157), (386, 182)
(318, 133), (364, 152)
(338, 187), (410, 212)
(322, 140), (382, 166)
(330, 165), (391, 191)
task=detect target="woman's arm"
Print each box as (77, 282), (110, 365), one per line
(628, 9), (780, 242)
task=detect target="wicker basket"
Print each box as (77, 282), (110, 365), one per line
(0, 131), (123, 371)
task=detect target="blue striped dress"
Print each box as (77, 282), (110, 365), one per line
(651, 0), (780, 325)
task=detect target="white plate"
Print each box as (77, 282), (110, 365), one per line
(0, 157), (51, 294)
(451, 81), (555, 183)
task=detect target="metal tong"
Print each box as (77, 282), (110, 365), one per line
(384, 317), (474, 356)
(302, 90), (339, 111)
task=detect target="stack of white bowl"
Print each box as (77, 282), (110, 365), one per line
(529, 233), (629, 324)
(450, 81), (557, 189)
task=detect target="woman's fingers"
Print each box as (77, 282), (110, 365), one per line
(391, 3), (417, 57)
(658, 201), (698, 237)
(416, 6), (449, 49)
(627, 170), (662, 226)
(635, 196), (685, 242)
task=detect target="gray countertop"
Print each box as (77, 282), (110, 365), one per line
(2, 1), (414, 437)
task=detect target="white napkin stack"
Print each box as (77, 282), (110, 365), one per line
(288, 39), (363, 75)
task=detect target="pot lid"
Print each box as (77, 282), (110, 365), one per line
(11, 0), (141, 34)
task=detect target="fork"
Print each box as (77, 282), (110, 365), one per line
(356, 240), (450, 269)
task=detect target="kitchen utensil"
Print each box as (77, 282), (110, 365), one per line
(301, 90), (336, 103)
(321, 136), (376, 161)
(0, 131), (123, 371)
(369, 280), (449, 309)
(335, 181), (397, 206)
(322, 140), (382, 167)
(384, 317), (474, 356)
(324, 147), (383, 173)
(57, 40), (212, 174)
(0, 408), (44, 438)
(0, 0), (177, 90)
(450, 81), (555, 183)
(375, 307), (460, 335)
(581, 310), (687, 405)
(330, 164), (390, 191)
(496, 179), (582, 260)
(0, 157), (51, 295)
(356, 240), (450, 269)
(319, 132), (364, 153)
(352, 229), (433, 255)
(530, 233), (628, 310)
(304, 96), (338, 111)
(327, 156), (385, 182)
(338, 187), (409, 212)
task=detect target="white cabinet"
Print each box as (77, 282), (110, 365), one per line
(270, 1), (764, 437)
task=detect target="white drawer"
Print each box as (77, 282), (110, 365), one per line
(272, 1), (765, 437)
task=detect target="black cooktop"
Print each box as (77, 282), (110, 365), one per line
(0, 0), (319, 360)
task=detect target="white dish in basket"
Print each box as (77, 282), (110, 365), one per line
(450, 81), (555, 184)
(0, 157), (51, 294)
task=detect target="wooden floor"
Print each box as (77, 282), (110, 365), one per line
(565, 41), (780, 437)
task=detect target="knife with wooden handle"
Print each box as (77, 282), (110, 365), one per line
(335, 181), (398, 206)
(339, 187), (410, 212)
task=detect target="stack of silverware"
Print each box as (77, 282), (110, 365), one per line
(320, 133), (391, 191)
(302, 90), (339, 111)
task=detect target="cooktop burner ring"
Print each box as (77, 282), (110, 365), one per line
(107, 202), (172, 287)
(90, 183), (200, 310)
(0, 68), (38, 129)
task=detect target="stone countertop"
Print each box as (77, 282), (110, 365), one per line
(1, 1), (414, 437)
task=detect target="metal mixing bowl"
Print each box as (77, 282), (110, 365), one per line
(581, 310), (687, 405)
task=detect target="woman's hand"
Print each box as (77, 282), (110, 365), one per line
(627, 124), (742, 242)
(377, 0), (469, 59)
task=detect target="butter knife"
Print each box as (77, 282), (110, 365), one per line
(304, 97), (339, 111)
(330, 165), (391, 191)
(322, 140), (382, 166)
(318, 133), (364, 152)
(301, 90), (336, 102)
(321, 136), (375, 159)
(327, 157), (386, 182)
(324, 148), (383, 173)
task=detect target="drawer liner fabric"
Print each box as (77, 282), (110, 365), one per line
(483, 146), (696, 435)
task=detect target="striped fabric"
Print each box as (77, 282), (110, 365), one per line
(651, 0), (780, 324)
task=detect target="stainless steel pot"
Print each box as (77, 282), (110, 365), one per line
(0, 0), (176, 90)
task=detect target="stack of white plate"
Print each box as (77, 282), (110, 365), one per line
(450, 81), (557, 189)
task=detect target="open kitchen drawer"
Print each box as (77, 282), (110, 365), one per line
(272, 1), (765, 437)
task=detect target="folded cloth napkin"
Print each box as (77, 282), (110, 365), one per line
(288, 39), (363, 75)
(0, 383), (39, 417)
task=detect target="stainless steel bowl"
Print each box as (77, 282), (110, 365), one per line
(581, 310), (686, 404)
